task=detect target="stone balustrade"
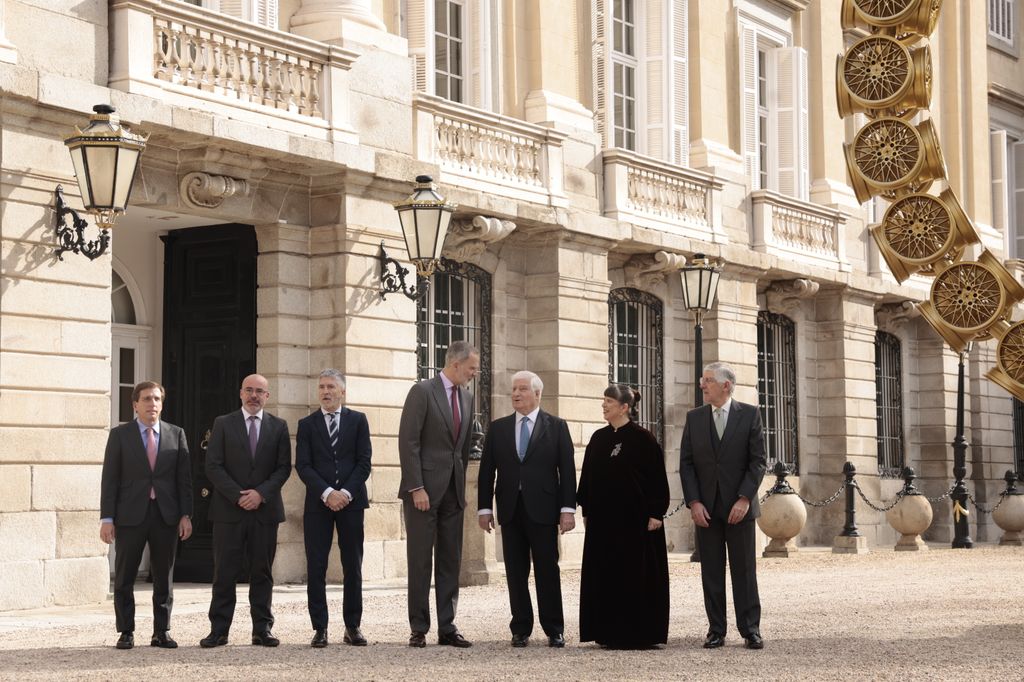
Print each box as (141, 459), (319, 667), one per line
(602, 148), (722, 240)
(413, 93), (568, 207)
(109, 0), (358, 141)
(750, 189), (850, 271)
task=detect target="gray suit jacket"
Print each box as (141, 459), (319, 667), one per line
(397, 376), (473, 508)
(679, 400), (767, 521)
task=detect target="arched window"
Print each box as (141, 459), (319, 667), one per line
(757, 311), (798, 472)
(608, 288), (664, 446)
(111, 268), (150, 426)
(875, 331), (905, 477)
(417, 258), (492, 435)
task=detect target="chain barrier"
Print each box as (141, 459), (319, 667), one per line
(762, 482), (847, 508)
(968, 493), (1007, 515)
(922, 486), (956, 504)
(663, 500), (688, 519)
(852, 482), (906, 513)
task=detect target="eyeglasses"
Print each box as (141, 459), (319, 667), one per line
(242, 387), (268, 396)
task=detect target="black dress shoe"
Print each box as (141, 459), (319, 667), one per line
(251, 631), (280, 647)
(548, 633), (565, 648)
(511, 633), (529, 648)
(199, 632), (228, 648)
(745, 633), (764, 650)
(437, 630), (472, 648)
(409, 631), (427, 648)
(343, 627), (367, 646)
(115, 632), (134, 650)
(150, 632), (177, 649)
(311, 629), (328, 648)
(703, 633), (725, 649)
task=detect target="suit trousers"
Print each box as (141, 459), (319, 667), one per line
(304, 505), (365, 630)
(209, 515), (279, 634)
(403, 475), (464, 635)
(501, 494), (564, 637)
(695, 500), (761, 638)
(113, 499), (178, 634)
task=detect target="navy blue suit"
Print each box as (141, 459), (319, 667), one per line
(295, 407), (372, 630)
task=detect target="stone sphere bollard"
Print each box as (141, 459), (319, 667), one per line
(992, 471), (1024, 546)
(886, 494), (932, 551)
(758, 492), (807, 557)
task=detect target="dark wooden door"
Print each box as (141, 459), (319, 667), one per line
(161, 224), (257, 583)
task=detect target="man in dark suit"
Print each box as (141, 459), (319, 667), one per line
(680, 362), (767, 650)
(100, 381), (193, 650)
(200, 373), (292, 648)
(295, 369), (372, 648)
(398, 340), (479, 648)
(478, 370), (576, 648)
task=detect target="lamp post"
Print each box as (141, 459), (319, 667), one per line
(679, 253), (723, 561)
(55, 104), (148, 260)
(951, 341), (973, 548)
(380, 175), (457, 300)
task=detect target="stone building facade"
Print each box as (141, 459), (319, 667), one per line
(1, 0), (1022, 610)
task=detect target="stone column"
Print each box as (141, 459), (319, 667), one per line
(807, 289), (880, 546)
(254, 222), (313, 583)
(290, 0), (400, 52)
(520, 0), (594, 129)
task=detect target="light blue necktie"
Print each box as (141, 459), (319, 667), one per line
(518, 416), (530, 462)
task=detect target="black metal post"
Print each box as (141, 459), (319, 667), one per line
(766, 461), (794, 495)
(900, 466), (920, 495)
(951, 348), (973, 548)
(690, 313), (704, 563)
(840, 461), (859, 537)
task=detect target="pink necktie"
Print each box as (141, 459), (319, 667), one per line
(451, 386), (461, 441)
(145, 427), (157, 499)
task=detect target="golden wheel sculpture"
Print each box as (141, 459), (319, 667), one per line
(917, 251), (1024, 352)
(841, 0), (943, 37)
(869, 189), (979, 282)
(986, 321), (1024, 402)
(844, 117), (945, 203)
(836, 35), (931, 117)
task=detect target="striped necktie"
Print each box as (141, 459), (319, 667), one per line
(328, 412), (339, 451)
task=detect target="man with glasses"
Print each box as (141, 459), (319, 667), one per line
(200, 374), (292, 648)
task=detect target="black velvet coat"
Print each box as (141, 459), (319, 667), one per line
(577, 421), (670, 647)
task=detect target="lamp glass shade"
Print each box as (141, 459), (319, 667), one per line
(64, 105), (147, 225)
(393, 176), (456, 276)
(680, 256), (722, 313)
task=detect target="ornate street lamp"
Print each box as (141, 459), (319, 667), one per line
(380, 175), (457, 300)
(952, 340), (974, 548)
(55, 104), (148, 261)
(680, 252), (723, 562)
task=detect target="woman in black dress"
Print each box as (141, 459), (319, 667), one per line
(577, 384), (670, 648)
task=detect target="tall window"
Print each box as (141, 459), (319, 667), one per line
(417, 258), (492, 433)
(875, 331), (905, 477)
(739, 15), (808, 199)
(111, 269), (150, 426)
(991, 129), (1024, 258)
(434, 0), (465, 102)
(406, 0), (500, 110)
(1013, 398), (1024, 480)
(592, 0), (688, 164)
(608, 288), (664, 445)
(757, 311), (798, 472)
(989, 0), (1016, 48)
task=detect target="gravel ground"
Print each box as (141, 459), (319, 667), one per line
(0, 546), (1022, 681)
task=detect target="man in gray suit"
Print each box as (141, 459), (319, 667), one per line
(100, 381), (193, 650)
(398, 340), (480, 648)
(680, 362), (767, 650)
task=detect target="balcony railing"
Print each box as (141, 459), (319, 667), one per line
(750, 190), (849, 270)
(602, 148), (723, 241)
(109, 0), (358, 141)
(413, 93), (568, 207)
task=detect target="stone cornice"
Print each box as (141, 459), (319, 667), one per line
(624, 251), (687, 290)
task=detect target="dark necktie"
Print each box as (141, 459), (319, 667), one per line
(145, 427), (157, 499)
(451, 385), (461, 441)
(328, 412), (339, 451)
(248, 415), (259, 458)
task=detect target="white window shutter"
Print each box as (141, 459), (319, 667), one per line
(739, 22), (758, 190)
(774, 46), (809, 200)
(671, 0), (688, 167)
(644, 0), (666, 160)
(593, 0), (609, 148)
(256, 0), (278, 29)
(407, 0), (431, 93)
(991, 130), (1009, 242)
(468, 0), (495, 111)
(1014, 141), (1024, 258)
(216, 0), (276, 28)
(219, 0), (243, 19)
